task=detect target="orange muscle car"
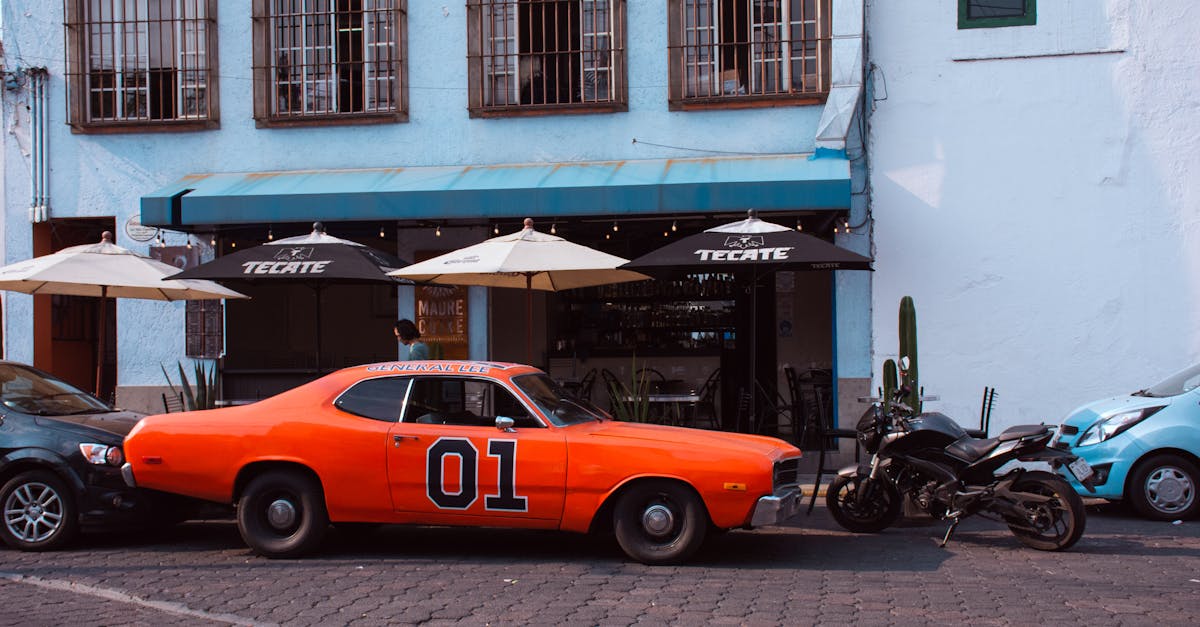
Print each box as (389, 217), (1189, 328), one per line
(123, 361), (804, 564)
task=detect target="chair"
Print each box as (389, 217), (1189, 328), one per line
(601, 368), (633, 419)
(577, 368), (597, 403)
(793, 370), (859, 514)
(685, 368), (721, 429)
(162, 391), (184, 413)
(965, 387), (996, 439)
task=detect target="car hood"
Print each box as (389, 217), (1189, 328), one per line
(579, 420), (798, 458)
(1061, 394), (1173, 428)
(35, 410), (146, 438)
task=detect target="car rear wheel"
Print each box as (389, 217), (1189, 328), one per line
(1128, 454), (1199, 520)
(237, 470), (328, 558)
(612, 480), (707, 565)
(0, 470), (79, 551)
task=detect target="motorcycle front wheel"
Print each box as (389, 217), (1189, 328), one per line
(1005, 471), (1086, 551)
(826, 474), (902, 533)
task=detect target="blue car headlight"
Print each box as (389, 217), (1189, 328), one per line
(1075, 406), (1164, 447)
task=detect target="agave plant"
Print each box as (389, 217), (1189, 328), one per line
(161, 360), (220, 411)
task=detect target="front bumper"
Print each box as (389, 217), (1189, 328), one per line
(749, 487), (803, 527)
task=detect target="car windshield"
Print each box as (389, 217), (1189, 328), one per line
(0, 363), (113, 416)
(1139, 362), (1200, 398)
(512, 373), (608, 426)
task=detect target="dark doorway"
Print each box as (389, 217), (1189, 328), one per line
(33, 218), (116, 401)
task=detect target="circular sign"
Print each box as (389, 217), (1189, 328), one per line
(125, 215), (159, 242)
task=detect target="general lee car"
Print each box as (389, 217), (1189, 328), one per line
(123, 361), (804, 564)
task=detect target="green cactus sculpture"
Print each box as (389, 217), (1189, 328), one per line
(898, 296), (920, 413)
(882, 358), (898, 406)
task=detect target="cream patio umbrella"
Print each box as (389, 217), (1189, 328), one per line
(389, 219), (650, 364)
(0, 231), (248, 395)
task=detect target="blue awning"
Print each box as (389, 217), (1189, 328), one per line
(140, 153), (850, 228)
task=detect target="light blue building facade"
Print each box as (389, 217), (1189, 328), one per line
(1, 1), (871, 426)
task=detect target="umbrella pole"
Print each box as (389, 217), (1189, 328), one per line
(525, 273), (533, 365)
(315, 285), (324, 373)
(95, 286), (107, 398)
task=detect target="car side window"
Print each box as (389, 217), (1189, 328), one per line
(403, 377), (543, 428)
(334, 376), (412, 422)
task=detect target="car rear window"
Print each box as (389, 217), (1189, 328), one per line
(334, 376), (411, 422)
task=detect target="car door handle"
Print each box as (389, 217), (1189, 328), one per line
(393, 434), (419, 447)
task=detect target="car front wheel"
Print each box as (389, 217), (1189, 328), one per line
(613, 480), (707, 565)
(0, 470), (79, 551)
(1128, 454), (1199, 520)
(237, 469), (329, 558)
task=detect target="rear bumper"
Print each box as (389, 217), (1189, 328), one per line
(749, 487), (803, 527)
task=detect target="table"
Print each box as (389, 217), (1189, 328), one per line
(623, 393), (701, 425)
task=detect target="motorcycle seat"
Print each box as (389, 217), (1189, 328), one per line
(946, 436), (1000, 462)
(996, 424), (1050, 442)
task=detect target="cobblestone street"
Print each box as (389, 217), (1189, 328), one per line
(2, 501), (1197, 626)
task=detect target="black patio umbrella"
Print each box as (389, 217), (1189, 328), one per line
(169, 222), (409, 371)
(621, 210), (872, 431)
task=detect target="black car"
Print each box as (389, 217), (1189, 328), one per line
(0, 361), (150, 550)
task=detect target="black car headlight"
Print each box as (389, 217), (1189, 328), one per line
(79, 443), (124, 467)
(1075, 406), (1164, 447)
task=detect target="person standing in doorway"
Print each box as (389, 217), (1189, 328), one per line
(394, 319), (430, 360)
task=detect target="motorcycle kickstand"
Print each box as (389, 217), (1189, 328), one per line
(938, 517), (960, 548)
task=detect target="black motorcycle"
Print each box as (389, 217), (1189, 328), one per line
(826, 390), (1095, 550)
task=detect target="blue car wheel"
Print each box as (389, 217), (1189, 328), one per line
(1127, 454), (1199, 520)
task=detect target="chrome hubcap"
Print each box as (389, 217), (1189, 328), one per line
(641, 504), (675, 537)
(1147, 467), (1194, 513)
(4, 482), (63, 542)
(266, 498), (298, 530)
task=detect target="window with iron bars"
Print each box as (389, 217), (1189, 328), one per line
(252, 0), (407, 126)
(64, 0), (218, 131)
(467, 0), (627, 117)
(667, 0), (830, 109)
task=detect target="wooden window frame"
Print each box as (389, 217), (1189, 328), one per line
(667, 0), (831, 111)
(63, 0), (220, 133)
(958, 0), (1036, 30)
(252, 0), (408, 128)
(466, 0), (628, 118)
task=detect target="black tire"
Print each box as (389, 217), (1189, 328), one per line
(1126, 454), (1199, 521)
(612, 480), (707, 565)
(237, 470), (329, 558)
(0, 470), (79, 551)
(1006, 471), (1086, 551)
(825, 474), (902, 533)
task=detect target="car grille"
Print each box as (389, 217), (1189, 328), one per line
(774, 457), (801, 490)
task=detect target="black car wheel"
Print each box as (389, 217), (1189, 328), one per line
(237, 469), (328, 558)
(612, 480), (707, 565)
(0, 470), (79, 551)
(1128, 454), (1199, 521)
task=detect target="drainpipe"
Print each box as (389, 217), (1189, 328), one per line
(27, 68), (50, 223)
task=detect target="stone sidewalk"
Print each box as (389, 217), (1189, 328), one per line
(1, 501), (1197, 626)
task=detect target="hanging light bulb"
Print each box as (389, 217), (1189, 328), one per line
(795, 219), (803, 232)
(550, 223), (557, 235)
(671, 220), (678, 232)
(210, 234), (216, 246)
(379, 225), (386, 238)
(435, 224), (442, 237)
(605, 232), (611, 240)
(231, 241), (237, 249)
(267, 227), (274, 241)
(843, 218), (851, 232)
(663, 230), (669, 237)
(612, 221), (619, 232)
(493, 224), (500, 235)
(186, 237), (193, 250)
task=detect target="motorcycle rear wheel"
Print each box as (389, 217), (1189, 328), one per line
(826, 475), (902, 533)
(1005, 471), (1086, 551)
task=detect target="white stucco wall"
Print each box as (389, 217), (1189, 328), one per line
(867, 1), (1200, 429)
(1, 1), (869, 388)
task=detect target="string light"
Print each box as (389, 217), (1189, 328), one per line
(671, 220), (677, 232)
(435, 224), (442, 237)
(210, 235), (216, 246)
(843, 218), (851, 232)
(267, 227), (274, 241)
(186, 237), (193, 250)
(663, 230), (669, 237)
(493, 224), (500, 235)
(605, 232), (611, 240)
(379, 225), (385, 238)
(795, 220), (803, 232)
(550, 223), (557, 235)
(612, 221), (619, 232)
(231, 241), (237, 249)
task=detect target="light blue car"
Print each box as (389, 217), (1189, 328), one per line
(1053, 362), (1200, 520)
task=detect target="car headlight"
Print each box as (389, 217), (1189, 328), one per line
(1075, 406), (1164, 447)
(79, 443), (124, 467)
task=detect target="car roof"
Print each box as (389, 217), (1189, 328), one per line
(343, 360), (544, 380)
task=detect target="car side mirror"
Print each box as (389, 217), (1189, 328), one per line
(495, 416), (516, 433)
